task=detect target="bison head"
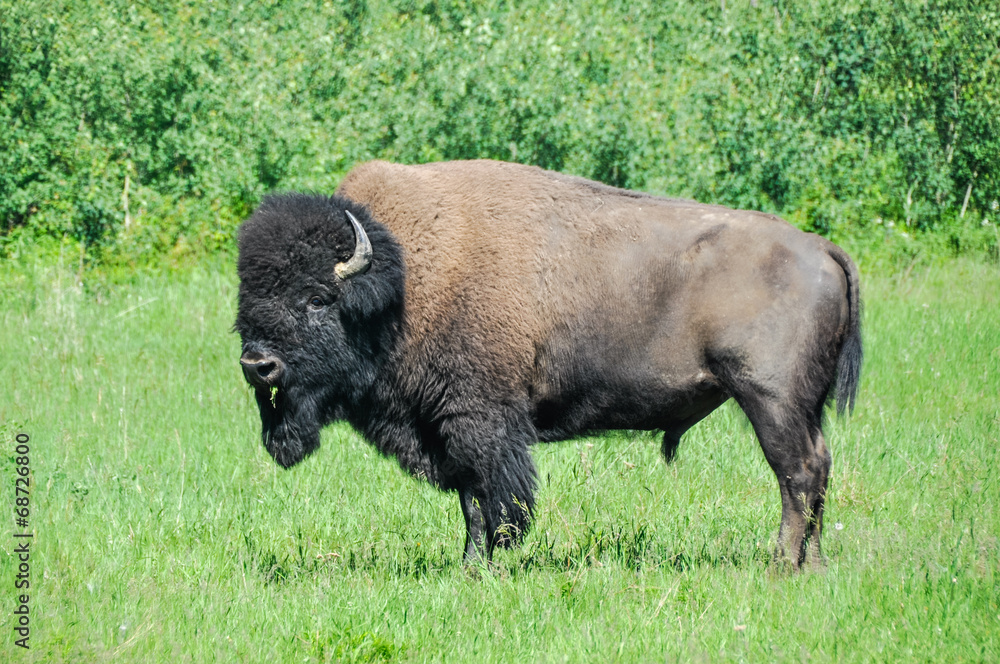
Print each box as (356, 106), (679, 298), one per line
(235, 193), (405, 468)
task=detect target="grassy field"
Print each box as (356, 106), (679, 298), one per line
(1, 253), (998, 662)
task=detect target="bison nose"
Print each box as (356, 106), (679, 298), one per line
(240, 352), (285, 387)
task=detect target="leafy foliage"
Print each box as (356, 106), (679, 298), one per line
(1, 0), (998, 261)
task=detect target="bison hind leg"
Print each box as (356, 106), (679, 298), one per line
(733, 390), (831, 570)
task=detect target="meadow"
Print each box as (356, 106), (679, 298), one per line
(3, 0), (999, 659)
(0, 249), (997, 662)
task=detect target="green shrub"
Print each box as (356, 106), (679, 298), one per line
(1, 0), (997, 263)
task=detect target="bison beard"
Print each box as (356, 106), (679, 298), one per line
(235, 161), (863, 570)
(253, 385), (322, 469)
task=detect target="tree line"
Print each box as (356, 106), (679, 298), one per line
(1, 0), (997, 261)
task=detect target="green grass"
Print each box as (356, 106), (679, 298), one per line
(1, 254), (998, 662)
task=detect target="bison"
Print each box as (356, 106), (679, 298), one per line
(235, 159), (861, 569)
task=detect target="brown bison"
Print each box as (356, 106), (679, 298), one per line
(235, 159), (861, 569)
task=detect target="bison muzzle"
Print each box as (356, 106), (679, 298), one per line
(235, 159), (862, 569)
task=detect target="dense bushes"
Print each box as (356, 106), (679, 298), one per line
(1, 0), (998, 263)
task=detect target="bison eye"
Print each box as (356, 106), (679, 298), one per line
(308, 296), (324, 310)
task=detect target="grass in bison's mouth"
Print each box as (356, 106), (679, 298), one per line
(252, 384), (280, 415)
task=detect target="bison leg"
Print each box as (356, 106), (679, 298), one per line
(439, 409), (538, 564)
(460, 488), (486, 565)
(738, 396), (830, 570)
(802, 427), (831, 568)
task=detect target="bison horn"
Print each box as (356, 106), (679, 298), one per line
(335, 210), (373, 280)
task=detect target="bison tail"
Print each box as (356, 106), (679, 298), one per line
(828, 245), (863, 416)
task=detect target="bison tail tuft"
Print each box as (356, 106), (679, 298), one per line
(829, 246), (863, 416)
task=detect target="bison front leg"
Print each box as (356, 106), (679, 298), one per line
(459, 488), (487, 565)
(439, 409), (538, 565)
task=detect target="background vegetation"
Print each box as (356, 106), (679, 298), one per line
(2, 0), (999, 266)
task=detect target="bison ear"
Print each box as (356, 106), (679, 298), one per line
(335, 210), (373, 280)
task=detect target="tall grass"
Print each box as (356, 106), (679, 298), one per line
(1, 255), (998, 661)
